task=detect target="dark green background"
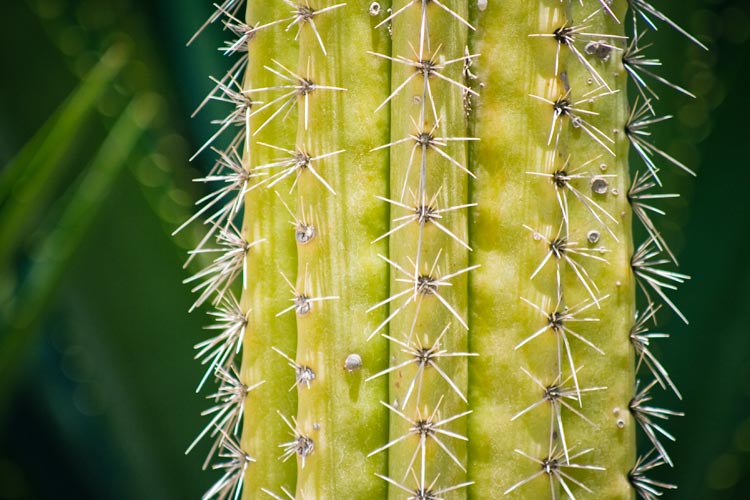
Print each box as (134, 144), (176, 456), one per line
(0, 0), (747, 499)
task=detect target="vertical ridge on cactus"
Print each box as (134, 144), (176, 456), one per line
(182, 1), (701, 498)
(288, 2), (392, 497)
(237, 2), (299, 497)
(374, 3), (474, 497)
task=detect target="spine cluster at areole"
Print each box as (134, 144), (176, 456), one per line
(178, 1), (701, 499)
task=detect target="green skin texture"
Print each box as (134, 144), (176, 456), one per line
(292, 4), (391, 498)
(468, 1), (634, 499)
(240, 1), (299, 497)
(233, 1), (636, 499)
(383, 2), (471, 498)
(240, 1), (392, 498)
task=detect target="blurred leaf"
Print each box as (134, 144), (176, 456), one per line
(0, 93), (158, 407)
(61, 166), (213, 500)
(0, 43), (129, 271)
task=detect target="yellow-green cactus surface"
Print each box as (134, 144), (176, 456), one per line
(181, 1), (700, 499)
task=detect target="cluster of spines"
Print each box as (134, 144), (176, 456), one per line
(540, 1), (697, 497)
(467, 0), (698, 498)
(183, 1), (397, 498)
(507, 1), (700, 498)
(179, 1), (701, 499)
(501, 3), (621, 497)
(624, 1), (705, 497)
(364, 1), (477, 497)
(180, 3), (259, 498)
(178, 1), (323, 498)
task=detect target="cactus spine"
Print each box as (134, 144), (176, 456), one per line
(182, 1), (699, 498)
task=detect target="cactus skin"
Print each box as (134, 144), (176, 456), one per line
(183, 1), (698, 499)
(289, 3), (392, 498)
(468, 1), (636, 497)
(239, 1), (299, 497)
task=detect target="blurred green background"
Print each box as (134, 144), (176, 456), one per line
(0, 0), (747, 499)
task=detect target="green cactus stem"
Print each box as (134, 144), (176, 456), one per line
(181, 1), (699, 499)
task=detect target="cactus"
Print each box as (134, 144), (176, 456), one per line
(181, 1), (701, 498)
